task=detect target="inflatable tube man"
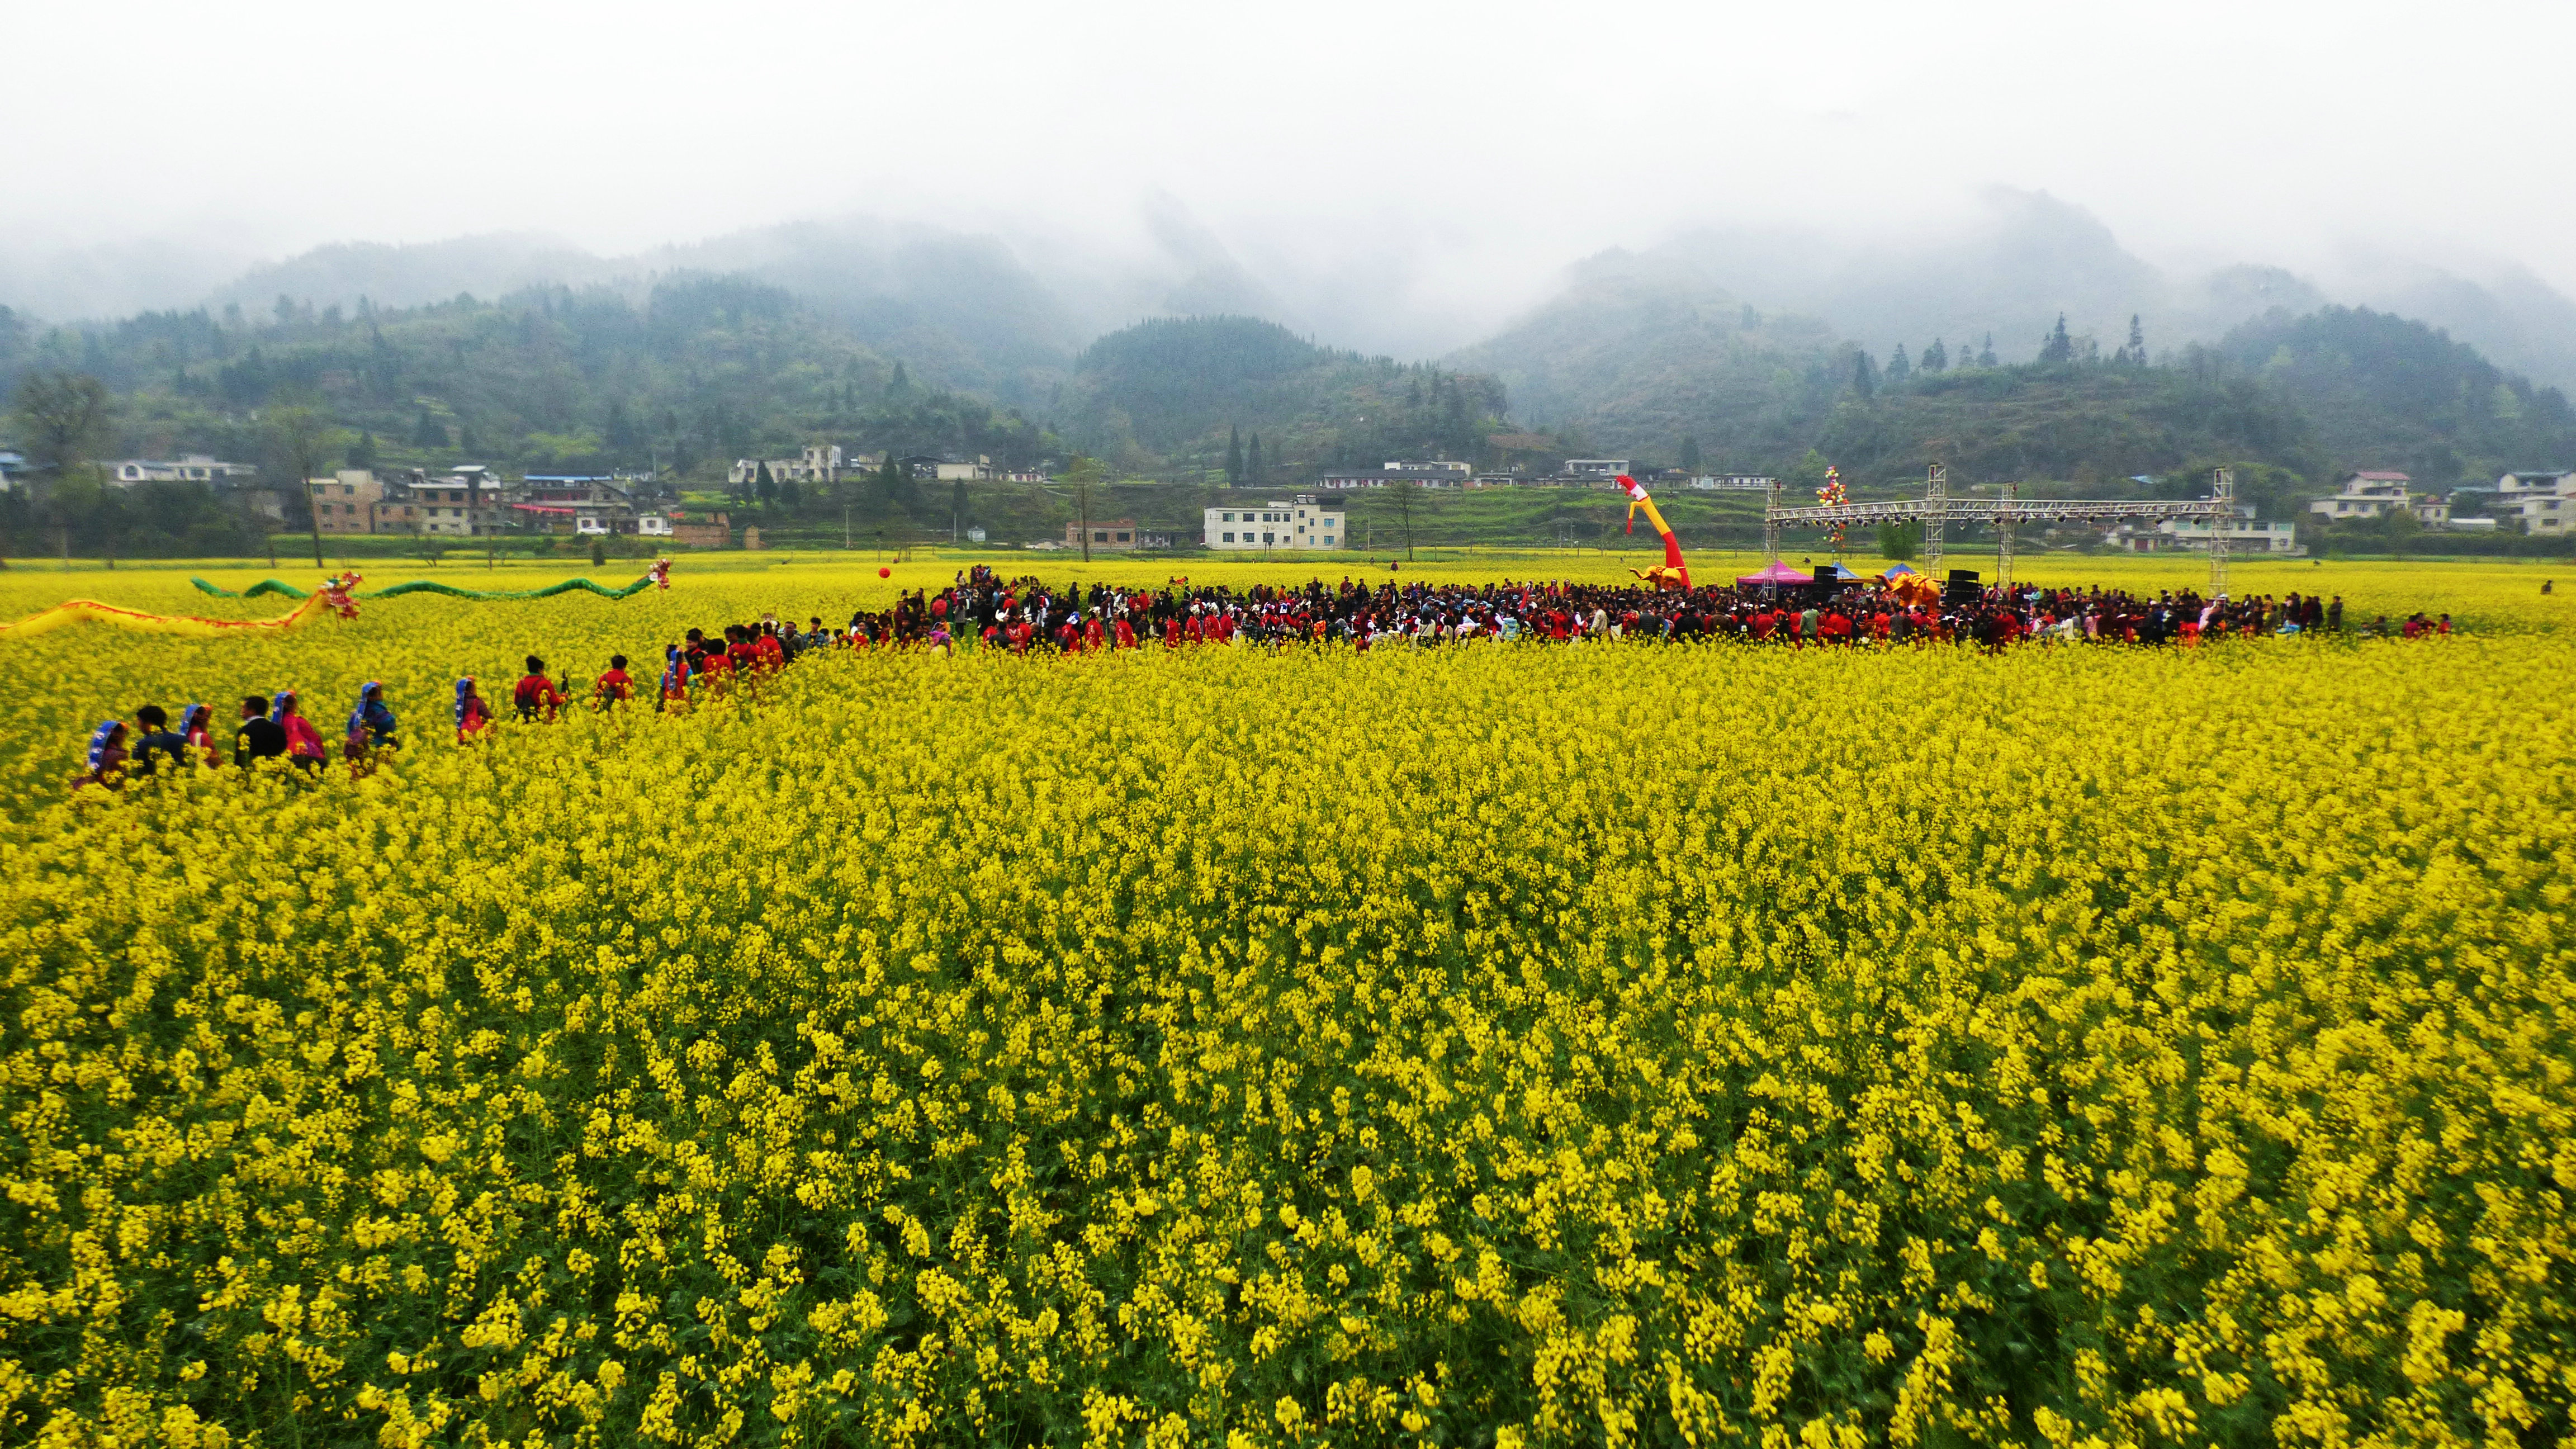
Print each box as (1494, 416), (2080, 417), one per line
(1616, 474), (1691, 590)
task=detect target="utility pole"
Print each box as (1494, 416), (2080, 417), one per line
(1997, 479), (2017, 593)
(844, 504), (851, 550)
(2210, 467), (2234, 599)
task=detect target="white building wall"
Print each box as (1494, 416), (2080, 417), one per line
(1202, 499), (1347, 549)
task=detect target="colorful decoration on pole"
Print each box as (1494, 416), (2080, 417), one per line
(1817, 466), (1849, 554)
(0, 571), (364, 640)
(1616, 474), (1692, 590)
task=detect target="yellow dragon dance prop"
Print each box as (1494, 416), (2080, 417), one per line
(0, 572), (362, 640)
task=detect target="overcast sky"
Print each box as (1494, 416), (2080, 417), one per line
(8, 0), (2572, 323)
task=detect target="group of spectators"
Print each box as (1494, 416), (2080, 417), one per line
(78, 651), (638, 790)
(837, 569), (2455, 653)
(79, 685), (395, 791)
(73, 567), (2454, 791)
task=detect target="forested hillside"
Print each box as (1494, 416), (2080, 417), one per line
(2213, 305), (2576, 483)
(1447, 254), (1851, 467)
(12, 248), (2576, 560)
(1813, 361), (2319, 495)
(1454, 257), (2576, 496)
(1, 278), (1054, 481)
(1052, 316), (1508, 476)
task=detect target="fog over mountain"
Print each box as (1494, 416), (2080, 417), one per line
(13, 185), (2576, 408)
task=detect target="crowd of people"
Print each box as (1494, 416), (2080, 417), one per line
(847, 566), (2452, 653)
(70, 564), (2452, 790)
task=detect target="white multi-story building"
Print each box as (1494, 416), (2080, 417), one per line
(108, 454), (259, 487)
(729, 444), (844, 487)
(1204, 494), (1346, 550)
(1318, 465), (1465, 490)
(2513, 495), (2572, 533)
(2495, 470), (2573, 533)
(2114, 505), (2307, 555)
(1384, 459), (1470, 475)
(414, 467), (503, 537)
(2308, 471), (2412, 520)
(1564, 458), (1632, 480)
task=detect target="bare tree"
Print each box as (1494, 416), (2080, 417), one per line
(263, 405), (339, 568)
(11, 371), (115, 566)
(1391, 478), (1420, 561)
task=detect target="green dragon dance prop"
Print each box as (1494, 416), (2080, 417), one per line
(195, 564), (667, 602)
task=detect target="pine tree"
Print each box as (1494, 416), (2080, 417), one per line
(1852, 350), (1878, 400)
(1887, 345), (1913, 383)
(1225, 425), (1243, 485)
(1679, 435), (1702, 471)
(1978, 334), (1997, 367)
(412, 409), (446, 449)
(2127, 314), (2146, 365)
(2039, 315), (2074, 365)
(345, 430), (377, 469)
(1923, 338), (1948, 372)
(755, 461), (776, 504)
(1247, 433), (1264, 484)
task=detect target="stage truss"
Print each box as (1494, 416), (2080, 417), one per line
(1765, 466), (2239, 594)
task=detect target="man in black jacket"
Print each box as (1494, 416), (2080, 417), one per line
(233, 695), (286, 768)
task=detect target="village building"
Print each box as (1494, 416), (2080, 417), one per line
(1203, 494), (1346, 550)
(2307, 471), (2413, 521)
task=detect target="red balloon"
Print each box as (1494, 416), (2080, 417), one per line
(878, 567), (891, 578)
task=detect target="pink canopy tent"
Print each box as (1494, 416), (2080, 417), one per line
(1735, 562), (1813, 586)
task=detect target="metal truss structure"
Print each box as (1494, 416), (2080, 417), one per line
(1765, 467), (2240, 595)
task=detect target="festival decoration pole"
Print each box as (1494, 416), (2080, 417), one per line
(1817, 467), (1849, 557)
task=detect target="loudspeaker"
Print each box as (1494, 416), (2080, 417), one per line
(1944, 568), (1981, 605)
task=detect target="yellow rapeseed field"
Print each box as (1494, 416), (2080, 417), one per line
(0, 555), (2569, 1447)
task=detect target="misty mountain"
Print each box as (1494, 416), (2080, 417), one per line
(2347, 261), (2576, 401)
(27, 277), (1052, 485)
(2214, 305), (2576, 484)
(0, 238), (259, 324)
(207, 234), (619, 314)
(1443, 252), (1846, 465)
(1052, 315), (1502, 473)
(12, 220), (1088, 412)
(1450, 251), (2325, 487)
(1612, 191), (2341, 373)
(1813, 363), (2320, 499)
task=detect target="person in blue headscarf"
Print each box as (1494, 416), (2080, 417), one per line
(272, 689), (328, 773)
(181, 704), (220, 766)
(453, 676), (493, 743)
(656, 644), (690, 714)
(346, 680), (398, 770)
(80, 720), (129, 790)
